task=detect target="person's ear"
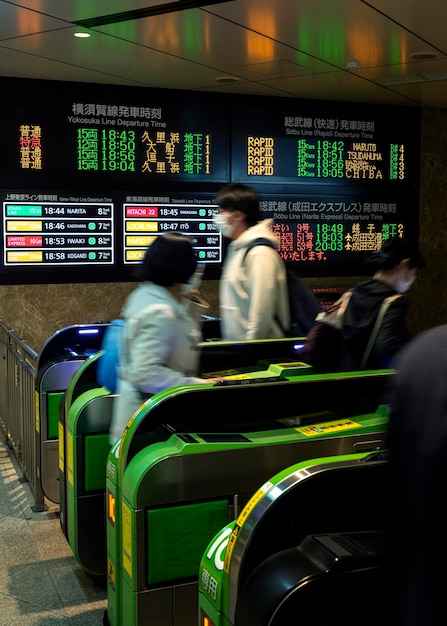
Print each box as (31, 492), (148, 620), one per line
(231, 209), (244, 223)
(400, 258), (411, 273)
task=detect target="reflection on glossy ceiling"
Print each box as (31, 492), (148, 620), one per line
(0, 0), (446, 108)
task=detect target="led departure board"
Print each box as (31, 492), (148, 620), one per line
(123, 202), (221, 264)
(231, 103), (418, 187)
(0, 188), (220, 284)
(3, 199), (113, 267)
(230, 99), (420, 275)
(0, 77), (421, 284)
(259, 189), (417, 273)
(2, 78), (229, 183)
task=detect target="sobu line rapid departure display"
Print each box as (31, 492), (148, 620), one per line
(0, 77), (420, 283)
(231, 102), (414, 184)
(231, 101), (420, 274)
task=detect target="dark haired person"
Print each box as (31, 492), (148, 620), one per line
(109, 233), (219, 444)
(213, 182), (289, 340)
(386, 324), (447, 626)
(340, 236), (425, 371)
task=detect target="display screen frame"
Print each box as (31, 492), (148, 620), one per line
(0, 77), (421, 284)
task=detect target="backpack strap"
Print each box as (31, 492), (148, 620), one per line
(242, 237), (276, 261)
(359, 294), (402, 369)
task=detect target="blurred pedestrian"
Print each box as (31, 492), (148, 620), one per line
(213, 182), (289, 340)
(340, 236), (424, 370)
(386, 324), (447, 625)
(109, 232), (220, 444)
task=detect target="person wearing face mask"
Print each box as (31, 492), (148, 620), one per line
(339, 236), (425, 371)
(213, 183), (290, 341)
(109, 232), (221, 444)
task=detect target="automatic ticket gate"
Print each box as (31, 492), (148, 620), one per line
(199, 450), (389, 626)
(59, 351), (104, 539)
(35, 322), (108, 505)
(60, 350), (117, 573)
(39, 327), (303, 510)
(104, 369), (393, 626)
(62, 339), (310, 576)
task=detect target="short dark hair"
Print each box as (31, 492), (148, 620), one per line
(134, 233), (197, 285)
(214, 183), (260, 227)
(369, 236), (425, 271)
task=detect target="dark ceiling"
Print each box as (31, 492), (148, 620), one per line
(1, 0), (446, 108)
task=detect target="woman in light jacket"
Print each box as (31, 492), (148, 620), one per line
(109, 232), (218, 444)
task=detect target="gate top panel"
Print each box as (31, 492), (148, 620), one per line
(117, 368), (394, 480)
(36, 323), (110, 374)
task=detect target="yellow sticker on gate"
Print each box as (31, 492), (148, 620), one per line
(297, 418), (361, 436)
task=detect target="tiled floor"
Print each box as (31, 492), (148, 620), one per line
(0, 437), (107, 626)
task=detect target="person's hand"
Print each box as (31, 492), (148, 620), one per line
(188, 288), (201, 303)
(183, 289), (209, 309)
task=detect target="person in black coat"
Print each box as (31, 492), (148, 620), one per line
(340, 237), (424, 370)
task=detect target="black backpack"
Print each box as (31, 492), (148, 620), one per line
(243, 238), (321, 337)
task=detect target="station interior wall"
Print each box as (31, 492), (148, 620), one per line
(0, 108), (446, 353)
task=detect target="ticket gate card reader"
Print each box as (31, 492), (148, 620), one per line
(235, 530), (385, 626)
(199, 451), (389, 626)
(118, 369), (393, 454)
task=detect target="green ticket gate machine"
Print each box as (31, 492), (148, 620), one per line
(59, 350), (104, 539)
(40, 328), (304, 512)
(35, 323), (108, 506)
(105, 369), (392, 626)
(61, 350), (116, 576)
(198, 450), (388, 626)
(61, 338), (310, 576)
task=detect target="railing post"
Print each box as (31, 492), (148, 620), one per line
(0, 320), (45, 511)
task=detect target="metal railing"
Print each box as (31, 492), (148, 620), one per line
(0, 319), (42, 507)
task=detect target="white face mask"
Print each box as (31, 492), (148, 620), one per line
(213, 212), (235, 238)
(395, 276), (415, 294)
(180, 262), (205, 297)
